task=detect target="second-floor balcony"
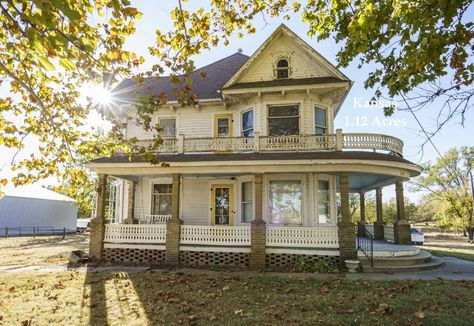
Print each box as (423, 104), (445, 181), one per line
(130, 130), (404, 156)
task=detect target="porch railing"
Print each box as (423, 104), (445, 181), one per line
(180, 225), (251, 246)
(128, 132), (404, 156)
(266, 226), (339, 248)
(104, 224), (166, 244)
(138, 214), (171, 224)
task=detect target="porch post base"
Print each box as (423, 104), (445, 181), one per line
(250, 220), (266, 269)
(357, 221), (366, 237)
(338, 221), (356, 261)
(394, 221), (411, 245)
(373, 221), (384, 240)
(89, 217), (105, 262)
(165, 219), (182, 265)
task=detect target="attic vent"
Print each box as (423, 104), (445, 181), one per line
(276, 59), (289, 79)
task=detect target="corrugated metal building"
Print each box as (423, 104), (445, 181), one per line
(0, 185), (77, 235)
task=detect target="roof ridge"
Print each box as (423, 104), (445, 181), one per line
(195, 52), (249, 71)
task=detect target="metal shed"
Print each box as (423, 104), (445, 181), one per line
(0, 185), (77, 236)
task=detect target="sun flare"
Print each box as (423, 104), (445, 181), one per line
(79, 82), (114, 107)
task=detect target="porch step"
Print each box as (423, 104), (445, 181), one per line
(358, 250), (433, 267)
(359, 251), (444, 273)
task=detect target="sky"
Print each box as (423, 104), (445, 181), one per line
(1, 1), (473, 202)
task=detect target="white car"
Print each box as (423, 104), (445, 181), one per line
(411, 227), (424, 245)
(76, 219), (91, 233)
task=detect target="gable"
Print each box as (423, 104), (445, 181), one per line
(224, 24), (349, 88)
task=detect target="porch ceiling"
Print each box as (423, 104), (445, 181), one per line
(335, 172), (398, 193)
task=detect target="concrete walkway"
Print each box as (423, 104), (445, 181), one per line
(1, 256), (474, 281)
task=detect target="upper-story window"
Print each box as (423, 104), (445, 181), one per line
(159, 118), (176, 137)
(276, 59), (289, 79)
(268, 105), (299, 136)
(314, 107), (327, 135)
(241, 109), (254, 137)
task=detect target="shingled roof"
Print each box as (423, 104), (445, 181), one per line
(113, 52), (249, 102)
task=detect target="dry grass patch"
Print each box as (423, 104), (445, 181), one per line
(0, 271), (473, 325)
(0, 234), (89, 267)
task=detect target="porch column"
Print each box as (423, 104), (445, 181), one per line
(250, 173), (266, 269)
(124, 180), (135, 224)
(394, 180), (411, 244)
(357, 192), (366, 237)
(338, 173), (356, 261)
(89, 174), (107, 262)
(373, 187), (384, 240)
(165, 174), (182, 265)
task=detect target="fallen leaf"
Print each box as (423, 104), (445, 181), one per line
(234, 309), (243, 315)
(415, 310), (425, 319)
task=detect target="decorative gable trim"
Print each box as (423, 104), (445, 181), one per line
(223, 24), (350, 89)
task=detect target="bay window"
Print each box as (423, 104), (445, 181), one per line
(241, 110), (254, 137)
(241, 182), (253, 223)
(268, 105), (299, 136)
(314, 107), (327, 135)
(269, 180), (302, 225)
(317, 180), (330, 223)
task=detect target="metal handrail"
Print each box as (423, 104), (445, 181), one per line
(357, 223), (374, 267)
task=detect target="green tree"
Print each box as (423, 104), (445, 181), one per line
(1, 0), (473, 194)
(414, 147), (474, 240)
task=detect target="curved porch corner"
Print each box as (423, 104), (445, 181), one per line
(88, 151), (422, 270)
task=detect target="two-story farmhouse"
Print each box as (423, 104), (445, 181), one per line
(87, 25), (422, 269)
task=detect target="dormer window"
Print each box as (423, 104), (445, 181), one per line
(276, 59), (289, 79)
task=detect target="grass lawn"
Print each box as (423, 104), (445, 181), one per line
(423, 247), (474, 262)
(0, 271), (473, 325)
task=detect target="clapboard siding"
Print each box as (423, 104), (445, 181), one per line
(181, 177), (210, 225)
(124, 92), (333, 140)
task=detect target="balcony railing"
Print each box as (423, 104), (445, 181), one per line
(132, 130), (403, 156)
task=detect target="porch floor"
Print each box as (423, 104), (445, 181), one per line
(357, 238), (420, 258)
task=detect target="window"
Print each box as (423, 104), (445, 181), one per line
(268, 105), (299, 136)
(276, 59), (289, 79)
(214, 114), (233, 137)
(269, 180), (302, 225)
(314, 107), (327, 135)
(241, 182), (253, 223)
(159, 118), (176, 137)
(241, 110), (254, 137)
(318, 180), (330, 223)
(152, 184), (172, 215)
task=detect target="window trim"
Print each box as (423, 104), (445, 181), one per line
(158, 117), (177, 138)
(275, 58), (290, 79)
(213, 113), (233, 138)
(150, 179), (173, 216)
(264, 174), (306, 226)
(267, 104), (300, 136)
(314, 106), (328, 135)
(240, 108), (254, 137)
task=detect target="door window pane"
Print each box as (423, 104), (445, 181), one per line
(268, 105), (299, 136)
(314, 107), (327, 134)
(241, 182), (253, 223)
(152, 184), (172, 215)
(217, 118), (230, 137)
(214, 187), (230, 225)
(318, 180), (330, 223)
(269, 181), (302, 225)
(159, 118), (176, 137)
(242, 110), (254, 137)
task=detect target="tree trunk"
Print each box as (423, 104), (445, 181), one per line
(466, 227), (474, 242)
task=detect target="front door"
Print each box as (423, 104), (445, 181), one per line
(211, 184), (234, 225)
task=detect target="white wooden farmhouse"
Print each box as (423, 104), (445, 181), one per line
(87, 25), (422, 269)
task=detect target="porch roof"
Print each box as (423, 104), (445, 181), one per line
(90, 151), (415, 165)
